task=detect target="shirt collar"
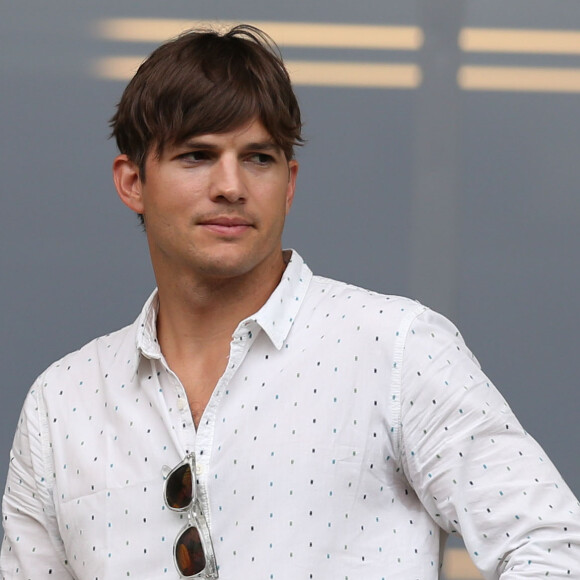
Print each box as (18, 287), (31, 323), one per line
(250, 250), (313, 350)
(135, 290), (162, 359)
(134, 250), (313, 357)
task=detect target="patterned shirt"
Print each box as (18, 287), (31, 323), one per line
(2, 251), (579, 579)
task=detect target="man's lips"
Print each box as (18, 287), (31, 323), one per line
(197, 216), (254, 236)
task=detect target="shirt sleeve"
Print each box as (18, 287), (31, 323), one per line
(397, 307), (580, 578)
(1, 380), (73, 579)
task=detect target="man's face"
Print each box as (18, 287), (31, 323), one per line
(118, 119), (298, 285)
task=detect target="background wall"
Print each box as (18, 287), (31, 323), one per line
(2, 2), (580, 578)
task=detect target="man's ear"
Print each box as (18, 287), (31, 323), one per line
(113, 154), (144, 214)
(285, 160), (299, 215)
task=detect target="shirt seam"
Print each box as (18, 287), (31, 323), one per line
(34, 379), (70, 567)
(390, 303), (427, 463)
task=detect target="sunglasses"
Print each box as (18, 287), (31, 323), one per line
(164, 453), (219, 578)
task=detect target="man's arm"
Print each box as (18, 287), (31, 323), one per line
(398, 307), (580, 578)
(1, 383), (73, 579)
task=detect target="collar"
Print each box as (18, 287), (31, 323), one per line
(249, 250), (312, 349)
(134, 250), (313, 358)
(135, 290), (162, 359)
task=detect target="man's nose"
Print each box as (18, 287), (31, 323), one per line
(209, 156), (246, 203)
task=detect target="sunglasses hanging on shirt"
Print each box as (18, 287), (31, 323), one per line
(164, 453), (219, 578)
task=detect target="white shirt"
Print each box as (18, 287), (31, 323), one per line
(2, 251), (579, 579)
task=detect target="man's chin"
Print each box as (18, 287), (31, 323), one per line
(194, 249), (283, 283)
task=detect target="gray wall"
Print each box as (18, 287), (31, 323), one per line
(2, 1), (580, 569)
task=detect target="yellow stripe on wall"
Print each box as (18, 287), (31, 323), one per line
(287, 61), (421, 88)
(93, 56), (421, 88)
(458, 65), (580, 93)
(92, 57), (144, 81)
(95, 19), (423, 51)
(460, 28), (580, 55)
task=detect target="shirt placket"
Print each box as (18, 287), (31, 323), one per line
(191, 320), (259, 526)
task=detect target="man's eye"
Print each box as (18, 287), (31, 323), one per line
(179, 151), (210, 162)
(249, 153), (274, 165)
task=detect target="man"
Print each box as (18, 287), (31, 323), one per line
(1, 24), (579, 579)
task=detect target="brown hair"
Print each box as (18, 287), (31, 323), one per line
(110, 24), (303, 176)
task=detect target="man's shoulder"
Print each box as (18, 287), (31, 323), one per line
(302, 273), (427, 335)
(309, 273), (424, 314)
(37, 320), (139, 388)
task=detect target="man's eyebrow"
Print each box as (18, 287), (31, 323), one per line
(176, 139), (281, 152)
(243, 141), (281, 152)
(176, 139), (219, 150)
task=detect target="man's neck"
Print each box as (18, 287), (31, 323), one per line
(154, 253), (288, 360)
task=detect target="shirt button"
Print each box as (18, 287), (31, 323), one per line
(177, 398), (186, 410)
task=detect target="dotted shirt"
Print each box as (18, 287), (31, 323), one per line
(2, 251), (579, 579)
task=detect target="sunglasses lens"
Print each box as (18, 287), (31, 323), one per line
(166, 463), (193, 509)
(176, 525), (207, 576)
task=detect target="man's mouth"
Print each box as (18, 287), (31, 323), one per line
(198, 216), (253, 236)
